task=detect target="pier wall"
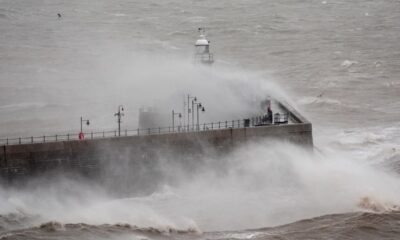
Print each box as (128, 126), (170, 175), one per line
(0, 123), (312, 185)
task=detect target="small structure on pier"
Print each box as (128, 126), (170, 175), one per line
(138, 107), (163, 130)
(194, 28), (214, 65)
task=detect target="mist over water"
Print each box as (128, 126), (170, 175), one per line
(1, 141), (400, 234)
(1, 0), (400, 239)
(0, 51), (285, 138)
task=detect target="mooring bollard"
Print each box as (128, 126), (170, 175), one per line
(55, 135), (58, 141)
(67, 134), (69, 140)
(18, 138), (21, 144)
(31, 136), (33, 143)
(43, 136), (45, 142)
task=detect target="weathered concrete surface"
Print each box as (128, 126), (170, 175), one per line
(0, 123), (312, 184)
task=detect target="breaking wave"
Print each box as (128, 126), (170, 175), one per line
(0, 221), (200, 240)
(1, 140), (400, 235)
(3, 211), (400, 240)
(298, 96), (342, 106)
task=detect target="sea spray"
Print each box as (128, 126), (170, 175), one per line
(1, 140), (399, 232)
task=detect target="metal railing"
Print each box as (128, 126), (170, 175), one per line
(0, 115), (289, 146)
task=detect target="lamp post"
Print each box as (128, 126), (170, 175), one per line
(182, 95), (186, 127)
(114, 105), (124, 136)
(187, 94), (196, 130)
(191, 97), (198, 129)
(172, 110), (182, 132)
(194, 103), (205, 130)
(80, 117), (90, 140)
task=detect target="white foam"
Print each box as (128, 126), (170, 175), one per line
(341, 60), (358, 68)
(298, 97), (341, 106)
(2, 140), (400, 232)
(0, 102), (48, 111)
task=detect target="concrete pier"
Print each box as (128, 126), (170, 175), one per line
(0, 123), (311, 181)
(0, 102), (313, 185)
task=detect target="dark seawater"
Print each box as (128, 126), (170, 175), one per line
(0, 0), (400, 239)
(2, 212), (400, 240)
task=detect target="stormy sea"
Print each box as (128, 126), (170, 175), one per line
(1, 0), (400, 239)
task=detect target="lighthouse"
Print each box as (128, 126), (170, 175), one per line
(194, 28), (214, 65)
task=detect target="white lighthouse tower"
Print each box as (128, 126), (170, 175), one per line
(194, 28), (214, 65)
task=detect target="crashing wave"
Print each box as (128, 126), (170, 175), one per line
(298, 96), (341, 106)
(358, 197), (400, 213)
(0, 212), (39, 233)
(33, 222), (200, 234)
(341, 60), (358, 68)
(37, 221), (65, 232)
(0, 222), (201, 240)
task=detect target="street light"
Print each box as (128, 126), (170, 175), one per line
(191, 97), (198, 129)
(194, 102), (205, 130)
(172, 110), (182, 132)
(187, 94), (196, 130)
(114, 105), (124, 136)
(80, 117), (90, 140)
